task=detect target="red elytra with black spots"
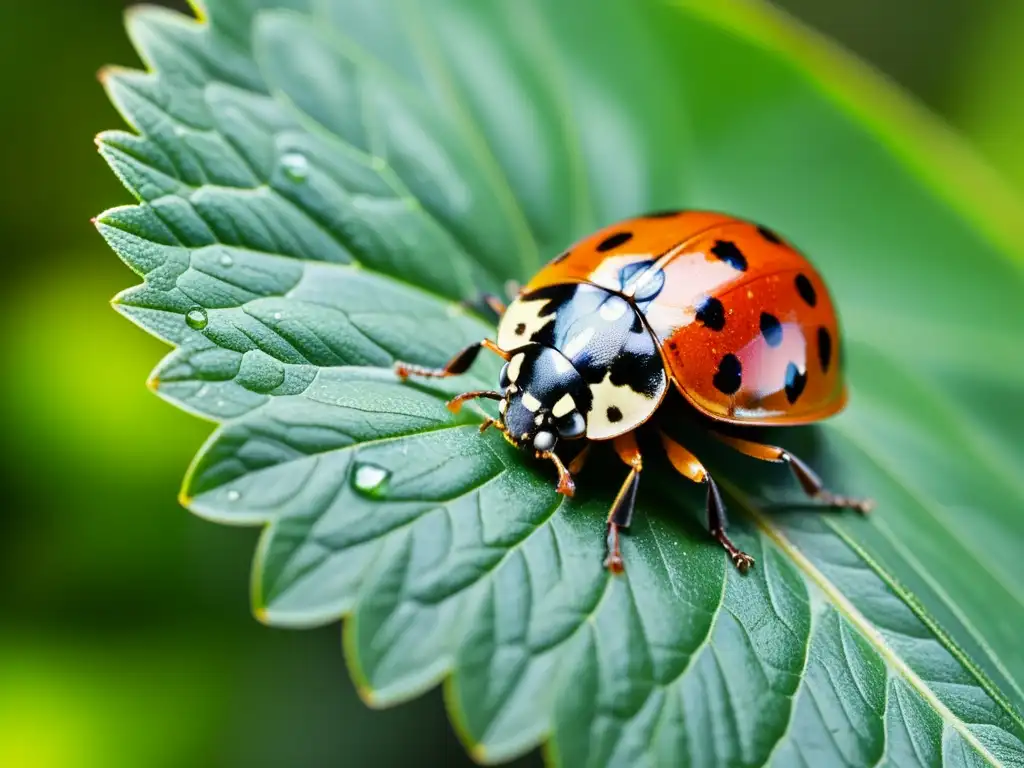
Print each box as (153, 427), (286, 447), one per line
(526, 210), (844, 426)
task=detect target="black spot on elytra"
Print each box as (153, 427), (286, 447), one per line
(550, 250), (570, 264)
(606, 406), (623, 423)
(757, 226), (782, 244)
(784, 363), (807, 404)
(597, 231), (633, 252)
(713, 353), (742, 395)
(818, 327), (832, 372)
(695, 296), (725, 331)
(514, 322), (526, 335)
(795, 274), (817, 307)
(759, 312), (782, 347)
(711, 240), (748, 272)
(645, 209), (685, 218)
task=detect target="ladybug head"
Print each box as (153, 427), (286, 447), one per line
(496, 345), (590, 454)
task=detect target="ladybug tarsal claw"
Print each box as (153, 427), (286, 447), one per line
(604, 524), (626, 574)
(603, 553), (625, 574)
(816, 491), (875, 515)
(732, 552), (755, 573)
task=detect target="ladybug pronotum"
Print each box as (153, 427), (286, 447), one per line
(396, 211), (872, 573)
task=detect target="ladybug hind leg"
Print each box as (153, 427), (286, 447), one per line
(712, 433), (874, 514)
(658, 431), (755, 572)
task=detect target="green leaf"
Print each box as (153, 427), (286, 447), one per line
(98, 0), (1024, 764)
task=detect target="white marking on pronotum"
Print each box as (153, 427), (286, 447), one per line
(521, 392), (542, 412)
(534, 414), (545, 425)
(506, 353), (525, 383)
(552, 393), (576, 418)
(496, 298), (556, 350)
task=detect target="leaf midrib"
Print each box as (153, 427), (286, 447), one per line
(732, 485), (1018, 766)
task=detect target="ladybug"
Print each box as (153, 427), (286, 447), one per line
(396, 211), (872, 573)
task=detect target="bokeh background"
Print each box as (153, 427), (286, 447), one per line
(1, 1), (1020, 765)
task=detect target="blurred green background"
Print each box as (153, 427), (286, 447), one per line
(0, 1), (1020, 765)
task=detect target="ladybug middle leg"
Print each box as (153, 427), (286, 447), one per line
(658, 431), (755, 572)
(604, 432), (644, 574)
(394, 339), (508, 380)
(712, 433), (874, 514)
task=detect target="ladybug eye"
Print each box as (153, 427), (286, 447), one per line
(499, 362), (510, 387)
(556, 411), (586, 439)
(533, 431), (556, 453)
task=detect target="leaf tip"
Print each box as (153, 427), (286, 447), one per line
(253, 606), (270, 625)
(96, 65), (130, 88)
(177, 488), (193, 508)
(355, 684), (379, 707)
(146, 372), (160, 392)
(469, 744), (488, 763)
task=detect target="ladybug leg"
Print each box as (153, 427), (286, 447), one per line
(567, 443), (592, 476)
(394, 339), (509, 380)
(659, 431), (755, 573)
(603, 433), (643, 574)
(538, 450), (575, 497)
(712, 433), (874, 514)
(446, 390), (503, 414)
(482, 294), (508, 317)
(460, 294), (508, 322)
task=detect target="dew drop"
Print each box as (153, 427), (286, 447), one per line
(273, 312), (283, 321)
(219, 253), (234, 267)
(280, 152), (309, 182)
(185, 307), (208, 330)
(226, 490), (241, 502)
(352, 462), (391, 498)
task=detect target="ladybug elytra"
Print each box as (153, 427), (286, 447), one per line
(396, 211), (871, 573)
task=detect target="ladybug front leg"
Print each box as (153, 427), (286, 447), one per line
(659, 431), (755, 573)
(394, 339), (509, 380)
(712, 433), (874, 514)
(603, 432), (643, 574)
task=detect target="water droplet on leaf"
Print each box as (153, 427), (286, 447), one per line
(352, 462), (391, 498)
(219, 253), (234, 267)
(226, 490), (240, 502)
(185, 307), (208, 330)
(280, 152), (309, 182)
